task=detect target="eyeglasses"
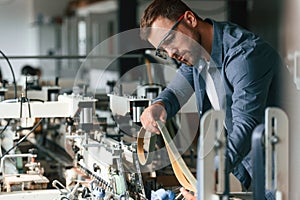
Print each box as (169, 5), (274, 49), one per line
(155, 14), (185, 60)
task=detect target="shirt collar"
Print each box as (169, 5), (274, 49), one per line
(204, 18), (223, 69)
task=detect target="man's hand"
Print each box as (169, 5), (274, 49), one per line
(180, 187), (196, 200)
(140, 102), (167, 134)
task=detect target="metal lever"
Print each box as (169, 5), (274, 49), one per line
(252, 124), (265, 200)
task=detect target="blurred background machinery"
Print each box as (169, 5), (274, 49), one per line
(0, 0), (298, 199)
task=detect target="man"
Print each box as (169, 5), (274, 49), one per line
(139, 0), (283, 199)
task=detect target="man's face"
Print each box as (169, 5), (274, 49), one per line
(148, 16), (201, 66)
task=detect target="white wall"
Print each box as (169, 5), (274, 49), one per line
(0, 0), (37, 82)
(281, 0), (300, 198)
(0, 0), (71, 83)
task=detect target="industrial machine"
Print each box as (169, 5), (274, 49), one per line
(195, 107), (289, 200)
(0, 82), (175, 200)
(0, 74), (289, 200)
(251, 108), (289, 200)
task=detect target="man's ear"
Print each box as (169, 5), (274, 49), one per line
(184, 11), (198, 28)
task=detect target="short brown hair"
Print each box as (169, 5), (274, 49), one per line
(140, 0), (195, 40)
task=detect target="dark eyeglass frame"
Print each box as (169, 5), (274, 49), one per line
(155, 14), (185, 59)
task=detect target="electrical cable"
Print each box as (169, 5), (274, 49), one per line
(28, 98), (45, 103)
(0, 118), (44, 160)
(0, 119), (11, 136)
(0, 50), (17, 139)
(0, 50), (17, 99)
(60, 197), (70, 200)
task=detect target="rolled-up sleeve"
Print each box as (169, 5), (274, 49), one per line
(153, 65), (195, 119)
